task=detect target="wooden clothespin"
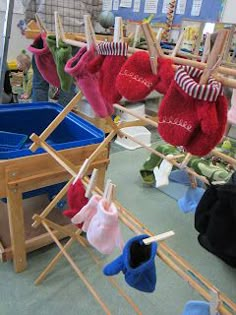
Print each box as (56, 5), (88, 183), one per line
(171, 30), (185, 57)
(201, 32), (211, 63)
(143, 230), (175, 245)
(84, 15), (97, 49)
(133, 24), (141, 48)
(54, 12), (60, 48)
(35, 13), (47, 34)
(199, 29), (228, 85)
(73, 158), (90, 185)
(103, 179), (115, 210)
(85, 168), (98, 198)
(210, 289), (220, 315)
(141, 23), (163, 75)
(113, 17), (124, 43)
(180, 153), (192, 169)
(156, 27), (163, 44)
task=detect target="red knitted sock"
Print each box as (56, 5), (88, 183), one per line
(63, 179), (88, 229)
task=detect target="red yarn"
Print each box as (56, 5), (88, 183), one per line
(63, 179), (88, 229)
(155, 57), (175, 94)
(184, 95), (228, 156)
(116, 51), (159, 102)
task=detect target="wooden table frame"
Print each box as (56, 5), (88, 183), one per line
(0, 144), (109, 272)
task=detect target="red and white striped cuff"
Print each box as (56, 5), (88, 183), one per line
(175, 66), (223, 101)
(96, 42), (128, 56)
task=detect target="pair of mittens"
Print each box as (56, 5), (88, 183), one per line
(182, 301), (219, 315)
(88, 41), (129, 113)
(65, 46), (111, 118)
(158, 66), (224, 152)
(46, 35), (73, 92)
(28, 33), (60, 88)
(116, 52), (175, 102)
(103, 234), (157, 293)
(63, 179), (89, 229)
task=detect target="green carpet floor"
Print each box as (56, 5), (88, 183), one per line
(0, 144), (235, 315)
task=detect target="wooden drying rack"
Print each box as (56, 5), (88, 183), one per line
(8, 18), (235, 314)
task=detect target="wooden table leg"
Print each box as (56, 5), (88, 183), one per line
(7, 185), (27, 272)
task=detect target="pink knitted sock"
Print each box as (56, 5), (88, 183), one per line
(71, 195), (101, 232)
(87, 198), (124, 255)
(65, 46), (109, 118)
(28, 34), (60, 88)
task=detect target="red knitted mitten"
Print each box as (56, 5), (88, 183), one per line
(88, 42), (128, 112)
(116, 51), (159, 102)
(63, 179), (88, 229)
(185, 94), (228, 156)
(155, 57), (175, 94)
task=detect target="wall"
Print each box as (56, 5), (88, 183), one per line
(221, 0), (236, 24)
(0, 12), (31, 60)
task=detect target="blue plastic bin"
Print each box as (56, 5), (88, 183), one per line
(0, 131), (28, 150)
(0, 102), (105, 202)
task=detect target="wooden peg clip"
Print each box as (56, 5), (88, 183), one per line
(35, 13), (47, 34)
(84, 15), (97, 49)
(73, 158), (90, 185)
(143, 230), (175, 245)
(113, 17), (124, 43)
(85, 168), (98, 198)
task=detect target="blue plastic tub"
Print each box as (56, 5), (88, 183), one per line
(0, 131), (28, 149)
(0, 102), (104, 159)
(0, 102), (105, 203)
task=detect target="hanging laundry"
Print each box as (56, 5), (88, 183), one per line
(154, 57), (175, 95)
(103, 234), (157, 293)
(195, 171), (236, 267)
(46, 35), (73, 92)
(88, 41), (128, 111)
(63, 179), (89, 229)
(228, 88), (236, 125)
(28, 34), (60, 88)
(154, 154), (174, 188)
(71, 194), (101, 232)
(178, 186), (205, 213)
(65, 46), (110, 118)
(158, 66), (225, 155)
(182, 300), (219, 315)
(86, 198), (123, 255)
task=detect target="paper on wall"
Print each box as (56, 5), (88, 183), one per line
(133, 0), (141, 12)
(144, 0), (158, 14)
(120, 0), (132, 8)
(162, 0), (171, 14)
(102, 0), (113, 11)
(191, 0), (203, 16)
(113, 0), (119, 10)
(176, 0), (187, 15)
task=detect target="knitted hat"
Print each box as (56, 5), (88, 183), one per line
(178, 187), (205, 213)
(158, 66), (223, 147)
(182, 301), (212, 315)
(63, 179), (88, 229)
(28, 34), (60, 88)
(87, 198), (123, 255)
(228, 88), (236, 125)
(116, 51), (159, 102)
(103, 234), (157, 293)
(65, 46), (110, 118)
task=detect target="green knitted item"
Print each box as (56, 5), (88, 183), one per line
(140, 144), (180, 185)
(47, 35), (73, 92)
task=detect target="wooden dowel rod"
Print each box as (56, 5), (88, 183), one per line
(30, 91), (83, 152)
(114, 104), (158, 128)
(41, 221), (111, 315)
(35, 237), (75, 285)
(30, 134), (77, 177)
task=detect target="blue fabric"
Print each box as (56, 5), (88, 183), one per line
(178, 187), (205, 213)
(32, 55), (77, 106)
(169, 170), (204, 188)
(103, 234), (157, 293)
(182, 301), (210, 315)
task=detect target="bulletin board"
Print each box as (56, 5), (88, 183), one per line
(103, 0), (226, 24)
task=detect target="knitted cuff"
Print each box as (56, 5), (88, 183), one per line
(175, 66), (223, 101)
(97, 42), (128, 56)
